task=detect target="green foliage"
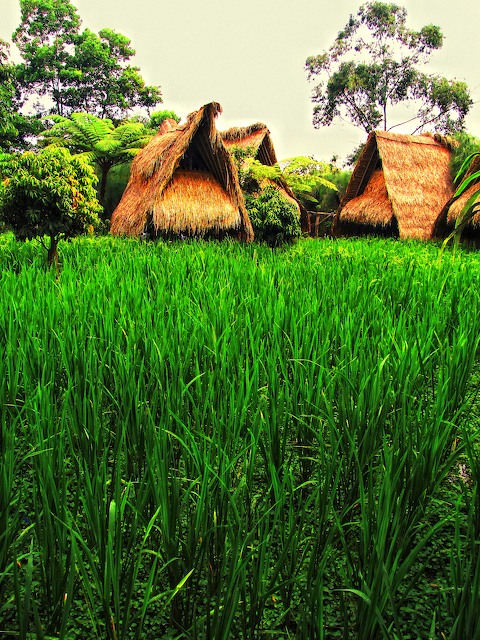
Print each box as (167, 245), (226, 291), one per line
(147, 110), (181, 129)
(441, 150), (480, 251)
(0, 147), (101, 264)
(0, 39), (44, 152)
(306, 1), (472, 134)
(13, 0), (162, 120)
(229, 145), (281, 183)
(248, 159), (282, 183)
(0, 40), (18, 142)
(102, 162), (132, 220)
(40, 112), (152, 208)
(13, 0), (82, 116)
(450, 132), (480, 178)
(245, 184), (301, 244)
(229, 144), (262, 191)
(66, 28), (162, 120)
(281, 156), (346, 211)
(229, 146), (301, 243)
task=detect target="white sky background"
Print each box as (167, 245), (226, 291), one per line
(2, 0), (480, 162)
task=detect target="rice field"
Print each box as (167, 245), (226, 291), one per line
(1, 233), (480, 639)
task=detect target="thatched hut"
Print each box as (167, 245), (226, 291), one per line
(434, 155), (480, 242)
(334, 131), (455, 240)
(110, 102), (253, 241)
(220, 124), (309, 233)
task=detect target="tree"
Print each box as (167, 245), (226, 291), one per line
(0, 39), (45, 152)
(40, 112), (153, 209)
(146, 110), (181, 130)
(63, 28), (162, 120)
(0, 147), (101, 266)
(305, 2), (472, 135)
(281, 156), (342, 211)
(228, 146), (301, 244)
(13, 0), (162, 119)
(13, 0), (81, 116)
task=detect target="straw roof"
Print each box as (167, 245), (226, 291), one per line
(111, 102), (253, 241)
(221, 123), (277, 166)
(340, 170), (392, 226)
(335, 131), (455, 240)
(435, 154), (480, 233)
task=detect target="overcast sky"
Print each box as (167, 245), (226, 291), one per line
(2, 0), (479, 162)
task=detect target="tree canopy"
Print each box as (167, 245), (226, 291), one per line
(305, 1), (472, 135)
(281, 156), (343, 212)
(13, 0), (162, 120)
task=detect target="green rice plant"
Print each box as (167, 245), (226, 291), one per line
(0, 407), (22, 620)
(2, 235), (480, 638)
(445, 425), (480, 639)
(447, 489), (480, 640)
(28, 388), (76, 637)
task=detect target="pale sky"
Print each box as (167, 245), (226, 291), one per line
(2, 0), (480, 162)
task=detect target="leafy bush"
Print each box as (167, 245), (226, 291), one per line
(245, 185), (301, 245)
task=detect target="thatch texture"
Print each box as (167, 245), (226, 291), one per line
(339, 170), (392, 226)
(221, 123), (277, 166)
(157, 170), (241, 233)
(335, 131), (455, 240)
(111, 102), (253, 241)
(434, 155), (480, 235)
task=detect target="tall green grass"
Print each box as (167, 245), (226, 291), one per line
(1, 234), (480, 638)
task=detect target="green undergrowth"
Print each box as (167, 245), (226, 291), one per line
(1, 234), (480, 639)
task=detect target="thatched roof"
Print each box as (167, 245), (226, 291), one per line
(335, 131), (455, 240)
(111, 102), (253, 241)
(434, 154), (480, 233)
(221, 123), (277, 166)
(340, 170), (391, 226)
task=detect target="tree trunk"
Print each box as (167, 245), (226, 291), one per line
(99, 166), (109, 209)
(47, 236), (59, 270)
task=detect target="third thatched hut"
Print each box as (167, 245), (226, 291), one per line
(333, 131), (455, 240)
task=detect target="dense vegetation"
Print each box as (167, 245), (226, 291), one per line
(1, 235), (480, 639)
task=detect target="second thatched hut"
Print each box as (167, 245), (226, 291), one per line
(333, 131), (455, 240)
(110, 102), (253, 241)
(221, 123), (309, 234)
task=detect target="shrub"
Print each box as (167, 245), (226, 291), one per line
(245, 185), (301, 245)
